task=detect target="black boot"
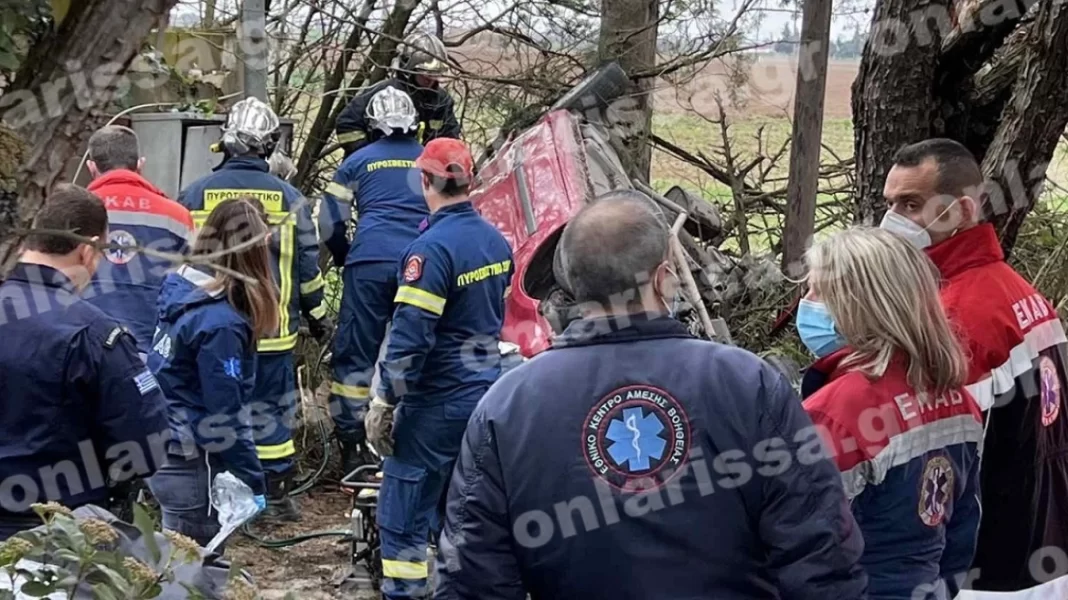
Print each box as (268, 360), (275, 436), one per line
(261, 470), (301, 523)
(337, 431), (377, 478)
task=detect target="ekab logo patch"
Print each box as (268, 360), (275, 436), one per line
(1040, 356), (1062, 427)
(582, 385), (691, 491)
(105, 230), (137, 265)
(918, 455), (954, 527)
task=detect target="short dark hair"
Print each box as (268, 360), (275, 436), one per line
(423, 168), (471, 198)
(892, 138), (983, 198)
(558, 191), (667, 305)
(25, 185), (108, 255)
(88, 125), (140, 173)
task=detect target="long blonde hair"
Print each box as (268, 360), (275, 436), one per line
(806, 227), (967, 394)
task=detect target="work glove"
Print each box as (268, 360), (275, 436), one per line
(364, 396), (397, 457)
(308, 315), (334, 343)
(253, 494), (267, 512)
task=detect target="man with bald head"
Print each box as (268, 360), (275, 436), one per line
(433, 191), (868, 599)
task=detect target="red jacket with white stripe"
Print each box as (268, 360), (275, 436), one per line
(927, 223), (1068, 591)
(85, 170), (194, 353)
(802, 351), (983, 600)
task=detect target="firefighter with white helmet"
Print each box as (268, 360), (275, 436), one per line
(320, 87), (431, 474)
(335, 31), (460, 158)
(178, 96), (331, 522)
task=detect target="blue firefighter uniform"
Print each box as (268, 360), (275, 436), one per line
(319, 136), (428, 441)
(375, 201), (513, 599)
(434, 315), (869, 599)
(0, 264), (169, 540)
(147, 265), (264, 545)
(178, 156), (327, 474)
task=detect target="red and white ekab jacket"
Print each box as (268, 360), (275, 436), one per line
(927, 223), (1068, 591)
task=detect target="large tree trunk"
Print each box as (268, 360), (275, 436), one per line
(852, 0), (952, 224)
(598, 0), (658, 182)
(292, 0), (420, 192)
(0, 0), (178, 270)
(852, 0), (1068, 254)
(982, 0), (1068, 253)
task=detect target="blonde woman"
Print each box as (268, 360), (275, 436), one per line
(798, 227), (983, 600)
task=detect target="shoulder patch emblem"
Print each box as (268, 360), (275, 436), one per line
(582, 385), (691, 492)
(223, 358), (243, 380)
(918, 455), (954, 527)
(404, 255), (424, 283)
(1040, 356), (1062, 427)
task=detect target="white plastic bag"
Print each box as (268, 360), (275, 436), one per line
(205, 471), (259, 553)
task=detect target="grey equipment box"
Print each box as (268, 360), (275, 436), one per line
(73, 112), (295, 199)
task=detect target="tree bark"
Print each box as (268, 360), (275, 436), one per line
(782, 0), (833, 274)
(0, 0), (179, 270)
(852, 0), (952, 224)
(598, 0), (658, 182)
(982, 0), (1068, 254)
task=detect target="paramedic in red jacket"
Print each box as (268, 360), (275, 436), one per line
(881, 138), (1068, 591)
(83, 125), (194, 354)
(800, 228), (982, 599)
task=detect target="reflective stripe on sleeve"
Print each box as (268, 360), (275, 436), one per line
(325, 181), (354, 202)
(309, 303), (327, 320)
(301, 274), (325, 295)
(336, 131), (366, 144)
(395, 286), (445, 315)
(331, 382), (370, 399)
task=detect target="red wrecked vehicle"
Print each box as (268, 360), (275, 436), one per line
(469, 65), (729, 358)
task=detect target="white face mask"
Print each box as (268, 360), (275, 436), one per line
(880, 199), (963, 250)
(879, 210), (932, 249)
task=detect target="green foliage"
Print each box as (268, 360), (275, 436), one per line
(0, 502), (262, 599)
(0, 0), (51, 80)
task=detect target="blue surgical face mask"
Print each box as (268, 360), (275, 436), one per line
(796, 299), (846, 358)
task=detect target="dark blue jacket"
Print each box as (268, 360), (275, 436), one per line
(435, 315), (869, 600)
(379, 201), (513, 405)
(178, 156), (326, 354)
(0, 264), (168, 537)
(147, 266), (265, 495)
(319, 135), (428, 267)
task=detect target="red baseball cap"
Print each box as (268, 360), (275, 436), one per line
(416, 138), (474, 180)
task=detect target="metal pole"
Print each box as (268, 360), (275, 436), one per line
(240, 0), (268, 101)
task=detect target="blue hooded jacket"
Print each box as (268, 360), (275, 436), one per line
(147, 265), (265, 495)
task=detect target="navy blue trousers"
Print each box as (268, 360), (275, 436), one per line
(330, 261), (397, 437)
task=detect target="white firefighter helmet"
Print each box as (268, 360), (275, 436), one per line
(366, 86), (418, 137)
(398, 31), (448, 75)
(222, 97), (281, 156)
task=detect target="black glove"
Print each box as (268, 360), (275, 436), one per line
(308, 315), (334, 342)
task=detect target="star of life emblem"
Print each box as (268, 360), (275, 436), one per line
(918, 455), (954, 527)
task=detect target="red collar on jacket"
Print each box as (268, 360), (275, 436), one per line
(87, 169), (168, 198)
(925, 223), (1003, 280)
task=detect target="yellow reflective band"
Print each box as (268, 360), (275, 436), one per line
(277, 220), (294, 342)
(203, 189), (284, 213)
(325, 181), (354, 202)
(301, 274), (325, 295)
(258, 332), (299, 353)
(429, 119), (443, 130)
(381, 560), (428, 580)
(309, 303), (327, 320)
(337, 130), (366, 144)
(418, 122), (426, 142)
(331, 382), (370, 399)
(256, 440), (296, 460)
(395, 286), (446, 316)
